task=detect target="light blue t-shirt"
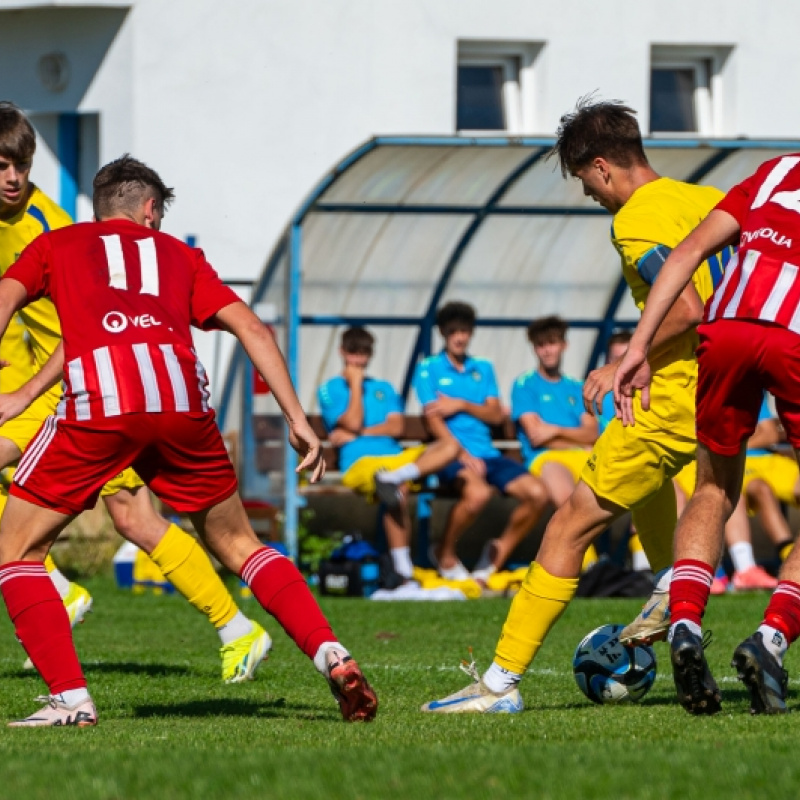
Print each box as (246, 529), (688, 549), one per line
(598, 391), (615, 433)
(317, 375), (403, 471)
(511, 370), (586, 466)
(413, 351), (500, 459)
(747, 396), (774, 458)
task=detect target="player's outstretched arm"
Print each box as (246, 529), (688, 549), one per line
(0, 341), (64, 426)
(0, 278), (29, 345)
(613, 209), (740, 425)
(214, 302), (325, 482)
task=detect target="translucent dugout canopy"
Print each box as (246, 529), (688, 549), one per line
(217, 135), (800, 554)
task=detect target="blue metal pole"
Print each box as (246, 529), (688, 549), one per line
(57, 113), (79, 220)
(283, 223), (303, 561)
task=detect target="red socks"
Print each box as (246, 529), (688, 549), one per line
(763, 581), (800, 643)
(0, 562), (86, 693)
(240, 547), (335, 660)
(670, 560), (714, 627)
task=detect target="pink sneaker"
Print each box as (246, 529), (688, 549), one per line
(8, 695), (97, 728)
(732, 566), (779, 592)
(326, 651), (378, 722)
(710, 575), (730, 595)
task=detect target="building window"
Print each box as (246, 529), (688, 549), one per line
(649, 46), (733, 136)
(456, 41), (543, 134)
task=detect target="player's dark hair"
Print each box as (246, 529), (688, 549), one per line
(0, 101), (36, 163)
(607, 330), (632, 350)
(93, 154), (175, 220)
(527, 315), (568, 345)
(551, 95), (648, 177)
(436, 301), (476, 334)
(341, 326), (374, 354)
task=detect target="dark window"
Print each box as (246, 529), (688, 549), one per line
(456, 65), (505, 130)
(650, 68), (696, 132)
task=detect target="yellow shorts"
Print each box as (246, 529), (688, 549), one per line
(530, 449), (590, 484)
(0, 385), (62, 453)
(742, 454), (799, 507)
(580, 376), (696, 511)
(673, 461), (697, 500)
(0, 386), (144, 498)
(100, 467), (146, 497)
(342, 445), (427, 499)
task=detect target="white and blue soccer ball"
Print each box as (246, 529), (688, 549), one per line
(573, 623), (657, 704)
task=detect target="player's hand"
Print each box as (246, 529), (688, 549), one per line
(0, 389), (33, 425)
(524, 413), (560, 447)
(583, 361), (618, 417)
(342, 363), (365, 386)
(612, 345), (652, 427)
(329, 428), (356, 447)
(287, 417), (326, 483)
(425, 392), (464, 419)
(459, 452), (486, 478)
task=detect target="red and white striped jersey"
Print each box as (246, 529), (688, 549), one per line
(5, 219), (241, 421)
(708, 154), (800, 331)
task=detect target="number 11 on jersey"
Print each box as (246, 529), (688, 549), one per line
(99, 234), (160, 296)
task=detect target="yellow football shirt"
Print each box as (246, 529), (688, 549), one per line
(611, 177), (729, 377)
(0, 185), (69, 371)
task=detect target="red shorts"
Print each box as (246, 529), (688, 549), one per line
(10, 411), (238, 516)
(696, 319), (800, 456)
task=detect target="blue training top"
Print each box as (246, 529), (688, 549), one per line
(510, 370), (586, 467)
(317, 375), (403, 471)
(413, 350), (500, 459)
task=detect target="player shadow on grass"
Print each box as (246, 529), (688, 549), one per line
(133, 698), (341, 721)
(4, 661), (193, 680)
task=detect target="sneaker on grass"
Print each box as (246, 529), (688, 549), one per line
(220, 621), (272, 683)
(8, 695), (97, 728)
(732, 632), (789, 715)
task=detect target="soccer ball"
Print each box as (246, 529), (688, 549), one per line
(572, 623), (657, 704)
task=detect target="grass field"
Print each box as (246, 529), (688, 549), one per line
(1, 577), (799, 800)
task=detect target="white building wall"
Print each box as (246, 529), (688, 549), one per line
(2, 0), (800, 391)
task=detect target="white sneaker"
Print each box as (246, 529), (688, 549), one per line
(619, 585), (670, 645)
(421, 656), (523, 714)
(428, 544), (470, 581)
(472, 539), (500, 583)
(8, 694), (97, 728)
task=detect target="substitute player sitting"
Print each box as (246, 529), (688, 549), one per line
(318, 326), (458, 580)
(0, 155), (377, 727)
(742, 396), (799, 564)
(615, 151), (800, 715)
(422, 97), (730, 714)
(511, 315), (600, 569)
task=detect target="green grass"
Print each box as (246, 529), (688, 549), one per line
(1, 578), (799, 799)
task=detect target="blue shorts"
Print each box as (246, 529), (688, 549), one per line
(438, 456), (528, 494)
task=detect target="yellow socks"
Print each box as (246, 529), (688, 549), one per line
(44, 553), (58, 573)
(582, 543), (599, 572)
(494, 561), (579, 674)
(149, 524), (238, 628)
(780, 541), (795, 562)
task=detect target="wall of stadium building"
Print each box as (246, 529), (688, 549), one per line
(3, 0), (800, 399)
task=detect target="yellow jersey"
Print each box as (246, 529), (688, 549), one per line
(0, 186), (70, 371)
(611, 177), (733, 378)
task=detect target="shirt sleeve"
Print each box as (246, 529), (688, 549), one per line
(510, 377), (538, 421)
(386, 384), (403, 416)
(482, 362), (500, 400)
(4, 232), (50, 301)
(413, 361), (437, 407)
(190, 249), (243, 330)
(318, 380), (348, 431)
(715, 171), (760, 228)
(636, 244), (673, 286)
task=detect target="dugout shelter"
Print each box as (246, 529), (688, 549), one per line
(217, 136), (800, 557)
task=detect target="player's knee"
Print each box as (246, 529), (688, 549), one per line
(461, 482), (492, 513)
(746, 479), (771, 507)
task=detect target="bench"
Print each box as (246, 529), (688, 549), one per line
(252, 414), (525, 563)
